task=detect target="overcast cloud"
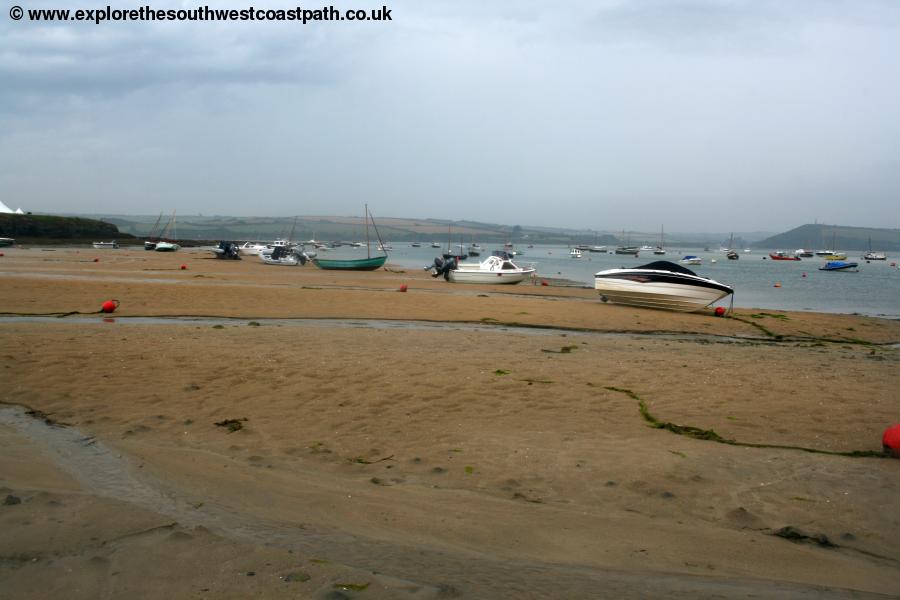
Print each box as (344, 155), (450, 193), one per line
(2, 0), (899, 231)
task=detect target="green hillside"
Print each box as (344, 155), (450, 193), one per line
(756, 224), (900, 252)
(0, 214), (131, 241)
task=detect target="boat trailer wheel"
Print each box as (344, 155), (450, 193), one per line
(600, 295), (609, 303)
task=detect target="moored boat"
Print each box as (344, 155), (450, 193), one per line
(311, 204), (387, 271)
(213, 241), (241, 259)
(260, 246), (300, 266)
(0, 237), (15, 247)
(614, 246), (640, 255)
(794, 249), (814, 258)
(569, 248), (583, 258)
(863, 251), (886, 261)
(312, 255), (387, 270)
(819, 260), (859, 272)
(594, 260), (733, 312)
(437, 253), (536, 284)
(726, 250), (739, 260)
(92, 241), (119, 249)
(238, 241), (268, 256)
(680, 255), (702, 265)
(769, 251), (800, 261)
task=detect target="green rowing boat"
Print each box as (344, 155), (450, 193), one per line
(311, 255), (387, 271)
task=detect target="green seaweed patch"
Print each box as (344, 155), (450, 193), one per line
(521, 378), (554, 384)
(212, 324), (225, 329)
(349, 454), (394, 464)
(792, 496), (816, 502)
(668, 450), (686, 458)
(309, 558), (329, 564)
(334, 583), (370, 592)
(604, 386), (886, 459)
(248, 321), (261, 327)
(464, 465), (474, 474)
(750, 312), (789, 320)
(541, 345), (579, 354)
(480, 317), (498, 322)
(494, 369), (510, 376)
(214, 418), (247, 433)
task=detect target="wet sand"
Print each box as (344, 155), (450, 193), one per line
(1, 247), (899, 598)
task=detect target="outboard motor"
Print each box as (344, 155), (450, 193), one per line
(430, 256), (456, 280)
(429, 256), (445, 277)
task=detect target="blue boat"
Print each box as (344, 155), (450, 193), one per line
(819, 261), (858, 272)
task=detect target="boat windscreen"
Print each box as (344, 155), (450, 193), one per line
(635, 260), (698, 276)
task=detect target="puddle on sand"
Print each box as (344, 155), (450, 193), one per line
(0, 405), (863, 599)
(0, 314), (762, 345)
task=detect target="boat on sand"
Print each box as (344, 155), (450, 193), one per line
(594, 260), (733, 312)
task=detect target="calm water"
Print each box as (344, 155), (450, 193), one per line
(371, 244), (900, 318)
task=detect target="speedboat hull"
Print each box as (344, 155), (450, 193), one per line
(594, 261), (732, 312)
(154, 241), (180, 252)
(819, 261), (858, 272)
(92, 241), (119, 249)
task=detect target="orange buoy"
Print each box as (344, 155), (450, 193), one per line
(884, 424), (900, 458)
(100, 299), (120, 313)
(399, 284), (408, 292)
(774, 282), (782, 288)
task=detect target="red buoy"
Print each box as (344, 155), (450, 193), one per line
(93, 258), (99, 263)
(541, 280), (548, 286)
(399, 284), (408, 292)
(100, 299), (120, 314)
(714, 306), (726, 317)
(884, 424), (900, 458)
(180, 264), (187, 270)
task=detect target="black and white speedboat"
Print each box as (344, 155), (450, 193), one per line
(594, 260), (733, 312)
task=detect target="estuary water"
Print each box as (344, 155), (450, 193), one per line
(374, 244), (899, 318)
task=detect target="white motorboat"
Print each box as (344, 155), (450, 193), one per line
(154, 241), (180, 252)
(443, 254), (536, 284)
(92, 241), (119, 249)
(467, 243), (483, 256)
(589, 245), (607, 253)
(569, 248), (583, 258)
(259, 246), (299, 266)
(238, 241), (268, 256)
(862, 251), (886, 261)
(0, 237), (15, 247)
(594, 260), (733, 312)
(154, 210), (180, 252)
(680, 255), (702, 265)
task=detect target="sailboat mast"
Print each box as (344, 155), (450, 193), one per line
(365, 204), (370, 259)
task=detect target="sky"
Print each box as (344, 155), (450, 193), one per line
(1, 0), (899, 232)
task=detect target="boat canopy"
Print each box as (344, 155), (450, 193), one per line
(635, 260), (700, 277)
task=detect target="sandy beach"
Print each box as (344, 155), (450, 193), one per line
(1, 246), (898, 599)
